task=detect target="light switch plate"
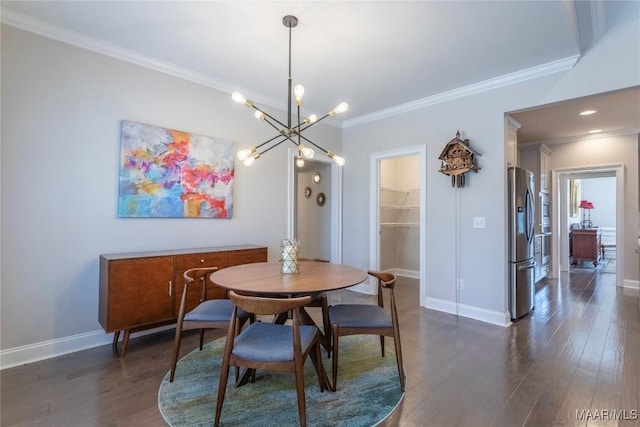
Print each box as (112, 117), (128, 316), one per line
(473, 217), (486, 228)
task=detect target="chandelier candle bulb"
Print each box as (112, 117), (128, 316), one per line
(236, 147), (256, 161)
(294, 84), (305, 105)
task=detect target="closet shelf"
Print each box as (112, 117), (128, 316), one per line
(380, 204), (420, 210)
(380, 186), (419, 193)
(380, 222), (420, 228)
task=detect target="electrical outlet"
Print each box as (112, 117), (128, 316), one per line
(457, 279), (464, 290)
(473, 217), (486, 228)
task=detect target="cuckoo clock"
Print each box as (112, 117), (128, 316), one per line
(438, 131), (481, 188)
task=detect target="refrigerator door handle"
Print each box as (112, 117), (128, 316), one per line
(517, 263), (535, 271)
(525, 186), (535, 244)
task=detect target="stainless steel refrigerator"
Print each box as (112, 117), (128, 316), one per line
(508, 166), (536, 320)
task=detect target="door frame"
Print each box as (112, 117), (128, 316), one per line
(369, 145), (427, 304)
(287, 148), (343, 263)
(553, 164), (624, 286)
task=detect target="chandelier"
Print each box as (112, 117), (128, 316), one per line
(233, 15), (348, 168)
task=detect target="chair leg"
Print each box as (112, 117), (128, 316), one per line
(380, 336), (385, 357)
(394, 336), (406, 392)
(320, 295), (332, 357)
(198, 328), (205, 350)
(391, 315), (406, 392)
(294, 354), (307, 427)
(331, 323), (339, 392)
(169, 326), (183, 382)
(309, 341), (327, 392)
(215, 356), (231, 427)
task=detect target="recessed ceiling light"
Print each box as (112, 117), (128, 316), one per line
(589, 129), (602, 134)
(580, 110), (597, 116)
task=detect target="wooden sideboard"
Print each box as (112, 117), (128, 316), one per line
(571, 229), (601, 266)
(99, 245), (267, 356)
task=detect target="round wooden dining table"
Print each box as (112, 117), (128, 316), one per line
(210, 260), (368, 389)
(210, 260), (368, 296)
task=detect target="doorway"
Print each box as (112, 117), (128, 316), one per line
(295, 160), (332, 260)
(554, 165), (624, 286)
(370, 145), (427, 304)
(287, 148), (343, 263)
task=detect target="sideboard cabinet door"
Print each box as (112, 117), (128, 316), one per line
(227, 247), (268, 266)
(174, 251), (228, 316)
(101, 256), (174, 332)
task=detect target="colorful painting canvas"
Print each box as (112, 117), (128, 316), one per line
(118, 120), (235, 218)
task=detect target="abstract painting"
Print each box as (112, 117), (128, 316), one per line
(118, 120), (235, 218)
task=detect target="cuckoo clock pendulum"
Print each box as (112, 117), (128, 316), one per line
(438, 131), (481, 188)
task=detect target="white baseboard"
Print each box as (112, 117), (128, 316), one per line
(0, 325), (174, 370)
(389, 268), (420, 279)
(622, 279), (639, 290)
(349, 281), (376, 295)
(425, 297), (511, 327)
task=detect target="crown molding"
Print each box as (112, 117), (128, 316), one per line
(2, 7), (579, 131)
(518, 126), (640, 147)
(343, 55), (580, 128)
(0, 8), (290, 111)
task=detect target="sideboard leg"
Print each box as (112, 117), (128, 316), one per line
(119, 329), (131, 357)
(112, 330), (120, 354)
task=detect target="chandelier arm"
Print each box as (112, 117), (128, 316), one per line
(298, 112), (332, 132)
(258, 138), (288, 156)
(252, 105), (289, 130)
(260, 117), (299, 146)
(254, 133), (287, 150)
(297, 105), (302, 146)
(298, 133), (329, 154)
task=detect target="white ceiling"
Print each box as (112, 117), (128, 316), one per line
(2, 1), (639, 141)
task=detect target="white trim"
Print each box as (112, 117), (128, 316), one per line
(287, 148), (343, 263)
(0, 325), (174, 370)
(370, 146), (427, 303)
(0, 8), (287, 113)
(519, 127), (640, 147)
(425, 297), (511, 327)
(623, 280), (639, 290)
(344, 55), (579, 128)
(0, 8), (579, 132)
(389, 268), (420, 280)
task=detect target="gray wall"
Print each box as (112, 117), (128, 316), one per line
(580, 177), (616, 229)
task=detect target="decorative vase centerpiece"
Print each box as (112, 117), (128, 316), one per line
(281, 239), (300, 274)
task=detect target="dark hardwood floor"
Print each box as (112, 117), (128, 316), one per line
(2, 262), (638, 426)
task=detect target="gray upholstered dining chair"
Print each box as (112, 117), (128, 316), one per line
(215, 291), (329, 427)
(328, 270), (406, 392)
(169, 267), (251, 382)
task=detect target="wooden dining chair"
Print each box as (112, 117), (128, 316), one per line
(215, 291), (329, 427)
(169, 267), (251, 382)
(328, 270), (406, 392)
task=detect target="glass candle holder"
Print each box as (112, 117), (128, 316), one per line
(281, 239), (300, 274)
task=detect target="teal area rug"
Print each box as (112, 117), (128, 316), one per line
(158, 335), (404, 426)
